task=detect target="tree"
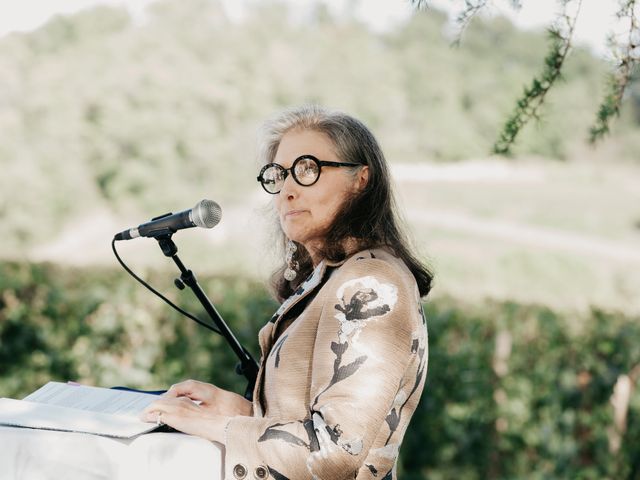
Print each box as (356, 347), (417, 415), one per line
(412, 0), (640, 155)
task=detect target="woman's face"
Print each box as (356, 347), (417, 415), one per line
(273, 129), (368, 261)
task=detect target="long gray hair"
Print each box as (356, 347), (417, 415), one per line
(259, 105), (433, 301)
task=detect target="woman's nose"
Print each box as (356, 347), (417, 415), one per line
(279, 173), (298, 199)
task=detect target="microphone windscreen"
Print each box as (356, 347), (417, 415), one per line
(193, 199), (222, 228)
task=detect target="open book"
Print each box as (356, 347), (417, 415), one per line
(0, 382), (162, 438)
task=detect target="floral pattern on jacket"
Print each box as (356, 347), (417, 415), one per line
(224, 248), (428, 480)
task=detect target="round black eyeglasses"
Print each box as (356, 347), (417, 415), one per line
(257, 155), (359, 194)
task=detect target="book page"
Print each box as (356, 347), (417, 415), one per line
(23, 382), (159, 417)
(0, 398), (159, 438)
(0, 382), (164, 438)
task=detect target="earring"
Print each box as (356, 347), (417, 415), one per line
(284, 240), (298, 281)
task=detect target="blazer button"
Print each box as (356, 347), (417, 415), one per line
(233, 464), (247, 479)
(254, 465), (269, 479)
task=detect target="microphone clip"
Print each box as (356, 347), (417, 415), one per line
(156, 233), (179, 256)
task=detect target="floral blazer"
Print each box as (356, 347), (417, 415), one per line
(224, 248), (428, 480)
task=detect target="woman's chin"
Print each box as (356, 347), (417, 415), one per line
(282, 226), (308, 244)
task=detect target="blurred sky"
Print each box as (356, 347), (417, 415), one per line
(0, 0), (622, 56)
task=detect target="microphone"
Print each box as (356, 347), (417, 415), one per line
(114, 199), (222, 241)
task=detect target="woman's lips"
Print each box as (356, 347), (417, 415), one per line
(284, 209), (307, 218)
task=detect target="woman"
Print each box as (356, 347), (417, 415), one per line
(142, 105), (433, 479)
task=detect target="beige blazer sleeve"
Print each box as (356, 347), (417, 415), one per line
(224, 253), (428, 480)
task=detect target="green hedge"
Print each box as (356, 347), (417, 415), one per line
(1, 262), (638, 479)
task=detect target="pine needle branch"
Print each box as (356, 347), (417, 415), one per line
(451, 1), (490, 46)
(409, 0), (430, 10)
(493, 0), (583, 155)
(589, 0), (639, 143)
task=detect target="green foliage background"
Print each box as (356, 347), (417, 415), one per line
(1, 261), (639, 479)
(1, 1), (639, 478)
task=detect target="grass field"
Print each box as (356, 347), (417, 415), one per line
(395, 159), (640, 314)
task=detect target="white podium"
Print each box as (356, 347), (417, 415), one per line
(0, 426), (224, 480)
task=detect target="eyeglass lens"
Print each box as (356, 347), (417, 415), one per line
(292, 157), (320, 185)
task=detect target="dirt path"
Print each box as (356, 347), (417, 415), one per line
(406, 209), (640, 263)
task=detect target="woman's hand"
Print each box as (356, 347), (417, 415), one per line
(141, 396), (228, 443)
(162, 379), (252, 417)
(140, 379), (252, 442)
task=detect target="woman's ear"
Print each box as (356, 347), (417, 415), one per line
(356, 166), (369, 191)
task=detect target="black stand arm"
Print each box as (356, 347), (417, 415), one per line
(155, 233), (259, 401)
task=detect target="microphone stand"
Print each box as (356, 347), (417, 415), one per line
(154, 232), (259, 401)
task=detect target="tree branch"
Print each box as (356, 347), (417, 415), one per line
(589, 0), (639, 143)
(493, 0), (583, 155)
(452, 1), (490, 46)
